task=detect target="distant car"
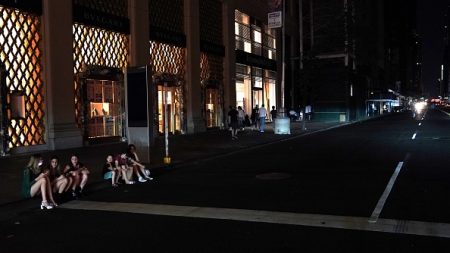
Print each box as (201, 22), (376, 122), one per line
(393, 106), (405, 112)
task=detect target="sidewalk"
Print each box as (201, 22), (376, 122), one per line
(0, 120), (346, 217)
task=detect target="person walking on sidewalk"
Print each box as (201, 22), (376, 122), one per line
(237, 106), (245, 130)
(21, 154), (57, 209)
(270, 106), (277, 122)
(258, 104), (267, 132)
(228, 105), (239, 140)
(251, 105), (259, 130)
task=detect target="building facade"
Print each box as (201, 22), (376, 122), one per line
(0, 0), (281, 155)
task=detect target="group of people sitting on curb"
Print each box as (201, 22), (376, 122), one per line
(21, 144), (153, 210)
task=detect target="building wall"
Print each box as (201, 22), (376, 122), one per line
(0, 0), (286, 154)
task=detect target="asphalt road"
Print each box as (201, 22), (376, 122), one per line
(2, 109), (450, 252)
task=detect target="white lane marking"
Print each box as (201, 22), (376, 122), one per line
(418, 123), (421, 126)
(369, 161), (404, 223)
(61, 200), (450, 238)
(411, 133), (417, 140)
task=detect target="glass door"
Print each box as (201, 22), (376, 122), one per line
(252, 89), (263, 108)
(157, 85), (181, 134)
(205, 88), (219, 128)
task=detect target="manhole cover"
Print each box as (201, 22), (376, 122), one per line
(255, 172), (291, 180)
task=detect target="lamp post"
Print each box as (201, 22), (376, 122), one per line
(273, 0), (291, 134)
(0, 63), (7, 156)
(163, 81), (171, 164)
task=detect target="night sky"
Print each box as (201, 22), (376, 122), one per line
(417, 0), (449, 97)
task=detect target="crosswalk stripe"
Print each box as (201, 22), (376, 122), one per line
(61, 200), (450, 238)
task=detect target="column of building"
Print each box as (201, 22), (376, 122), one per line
(184, 0), (205, 133)
(43, 0), (83, 150)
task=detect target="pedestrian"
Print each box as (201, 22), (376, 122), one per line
(259, 104), (267, 132)
(270, 106), (277, 122)
(237, 106), (245, 130)
(21, 154), (57, 209)
(228, 105), (239, 140)
(305, 104), (312, 121)
(251, 105), (259, 130)
(289, 108), (298, 122)
(244, 114), (251, 127)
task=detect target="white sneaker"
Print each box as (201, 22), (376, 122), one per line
(138, 177), (147, 183)
(145, 176), (154, 181)
(144, 169), (150, 177)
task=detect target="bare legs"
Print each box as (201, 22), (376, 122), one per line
(30, 175), (57, 207)
(79, 169), (90, 192)
(53, 176), (69, 194)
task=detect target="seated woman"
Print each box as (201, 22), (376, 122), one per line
(103, 154), (121, 187)
(63, 154), (90, 198)
(126, 144), (153, 182)
(114, 153), (135, 185)
(47, 156), (70, 199)
(21, 154), (57, 209)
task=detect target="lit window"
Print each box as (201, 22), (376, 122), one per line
(254, 30), (261, 43)
(244, 41), (251, 53)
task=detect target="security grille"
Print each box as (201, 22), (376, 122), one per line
(0, 6), (44, 148)
(200, 53), (223, 82)
(149, 41), (185, 78)
(199, 0), (222, 44)
(73, 0), (127, 17)
(73, 23), (129, 125)
(149, 0), (184, 33)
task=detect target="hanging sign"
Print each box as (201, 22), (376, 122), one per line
(268, 11), (282, 28)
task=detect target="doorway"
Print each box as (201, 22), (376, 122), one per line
(80, 67), (124, 143)
(156, 82), (182, 135)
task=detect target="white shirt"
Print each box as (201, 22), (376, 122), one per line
(258, 107), (267, 118)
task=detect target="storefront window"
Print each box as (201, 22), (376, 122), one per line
(85, 79), (123, 138)
(236, 64), (252, 114)
(0, 6), (44, 149)
(253, 89), (263, 108)
(73, 23), (129, 132)
(264, 70), (277, 111)
(252, 67), (263, 88)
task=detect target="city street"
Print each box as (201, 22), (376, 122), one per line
(2, 109), (450, 252)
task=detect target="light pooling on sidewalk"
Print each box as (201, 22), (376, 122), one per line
(62, 201), (450, 239)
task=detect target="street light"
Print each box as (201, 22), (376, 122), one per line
(273, 0), (291, 135)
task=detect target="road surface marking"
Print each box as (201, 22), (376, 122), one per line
(369, 161), (404, 223)
(411, 133), (417, 140)
(61, 200), (450, 238)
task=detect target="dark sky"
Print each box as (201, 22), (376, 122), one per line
(417, 0), (449, 96)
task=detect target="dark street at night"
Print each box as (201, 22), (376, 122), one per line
(2, 0), (450, 252)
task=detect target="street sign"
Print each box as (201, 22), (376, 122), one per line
(268, 11), (282, 28)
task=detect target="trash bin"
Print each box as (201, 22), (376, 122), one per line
(274, 117), (290, 134)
